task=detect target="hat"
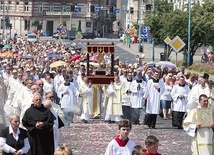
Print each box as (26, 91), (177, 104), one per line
(18, 72), (23, 75)
(12, 69), (17, 74)
(26, 68), (31, 72)
(128, 64), (132, 67)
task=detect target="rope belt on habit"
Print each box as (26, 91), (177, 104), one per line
(197, 144), (213, 146)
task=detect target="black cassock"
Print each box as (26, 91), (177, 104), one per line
(22, 104), (55, 155)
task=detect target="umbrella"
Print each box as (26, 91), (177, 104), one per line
(0, 51), (14, 58)
(89, 56), (97, 62)
(3, 44), (10, 49)
(14, 53), (22, 57)
(50, 60), (67, 68)
(46, 53), (60, 58)
(156, 61), (177, 68)
(146, 61), (156, 67)
(70, 55), (81, 61)
(21, 55), (34, 59)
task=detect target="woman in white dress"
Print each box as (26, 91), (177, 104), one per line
(43, 72), (54, 96)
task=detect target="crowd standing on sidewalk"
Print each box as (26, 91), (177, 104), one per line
(0, 38), (213, 154)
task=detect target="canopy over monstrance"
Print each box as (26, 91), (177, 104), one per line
(86, 42), (115, 84)
(86, 43), (114, 53)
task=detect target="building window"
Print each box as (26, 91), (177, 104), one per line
(8, 1), (12, 10)
(61, 3), (66, 12)
(16, 1), (19, 11)
(0, 1), (4, 11)
(24, 20), (30, 30)
(38, 3), (43, 12)
(24, 2), (29, 11)
(48, 3), (54, 12)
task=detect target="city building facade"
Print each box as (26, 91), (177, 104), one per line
(0, 0), (117, 37)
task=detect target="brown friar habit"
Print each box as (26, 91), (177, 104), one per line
(22, 104), (55, 155)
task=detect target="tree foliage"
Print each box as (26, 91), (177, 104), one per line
(31, 20), (40, 30)
(144, 0), (214, 65)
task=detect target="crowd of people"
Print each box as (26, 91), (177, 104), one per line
(0, 39), (213, 154)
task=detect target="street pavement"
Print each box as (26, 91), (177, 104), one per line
(116, 41), (202, 63)
(59, 116), (191, 155)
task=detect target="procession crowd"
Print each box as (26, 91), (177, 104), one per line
(0, 39), (213, 155)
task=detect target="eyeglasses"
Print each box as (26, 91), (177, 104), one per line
(142, 149), (147, 152)
(38, 84), (43, 86)
(46, 96), (54, 99)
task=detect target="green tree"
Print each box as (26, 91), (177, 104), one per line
(145, 0), (214, 65)
(31, 20), (40, 30)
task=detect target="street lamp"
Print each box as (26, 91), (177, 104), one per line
(138, 0), (143, 52)
(152, 0), (155, 61)
(3, 1), (5, 40)
(187, 0), (191, 66)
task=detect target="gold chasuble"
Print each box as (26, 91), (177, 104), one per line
(183, 108), (214, 155)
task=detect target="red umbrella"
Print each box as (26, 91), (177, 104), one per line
(70, 55), (81, 61)
(89, 56), (97, 62)
(14, 53), (22, 57)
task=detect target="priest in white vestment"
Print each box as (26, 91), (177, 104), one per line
(45, 91), (68, 127)
(10, 75), (23, 115)
(106, 75), (124, 123)
(205, 80), (214, 108)
(171, 75), (190, 129)
(58, 75), (79, 124)
(79, 76), (93, 123)
(183, 94), (214, 155)
(43, 100), (64, 151)
(143, 70), (165, 129)
(186, 77), (208, 113)
(121, 72), (133, 121)
(4, 70), (19, 116)
(19, 80), (34, 124)
(53, 70), (64, 92)
(130, 72), (146, 124)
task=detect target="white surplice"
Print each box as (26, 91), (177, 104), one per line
(130, 80), (146, 108)
(171, 84), (190, 112)
(79, 82), (93, 121)
(186, 85), (209, 113)
(50, 107), (59, 150)
(57, 84), (78, 109)
(205, 87), (214, 108)
(105, 139), (136, 155)
(144, 78), (165, 114)
(121, 80), (132, 106)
